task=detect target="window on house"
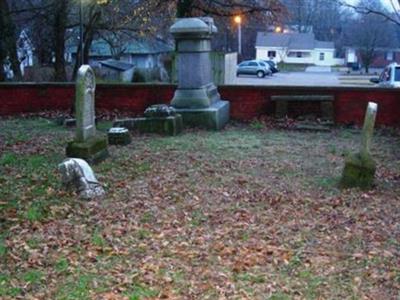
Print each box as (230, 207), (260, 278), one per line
(395, 67), (400, 81)
(287, 51), (311, 58)
(386, 51), (394, 61)
(267, 51), (276, 58)
(319, 52), (325, 61)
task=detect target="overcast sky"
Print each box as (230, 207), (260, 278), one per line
(345, 0), (399, 10)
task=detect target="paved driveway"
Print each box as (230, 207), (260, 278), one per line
(234, 72), (340, 86)
(305, 66), (332, 72)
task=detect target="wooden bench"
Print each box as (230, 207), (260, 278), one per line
(270, 94), (334, 120)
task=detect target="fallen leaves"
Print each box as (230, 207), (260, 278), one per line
(1, 118), (400, 299)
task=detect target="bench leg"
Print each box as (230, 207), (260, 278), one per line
(275, 101), (288, 118)
(320, 102), (334, 121)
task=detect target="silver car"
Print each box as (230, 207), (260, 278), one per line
(237, 60), (272, 78)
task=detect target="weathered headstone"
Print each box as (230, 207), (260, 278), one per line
(169, 17), (230, 130)
(58, 158), (105, 199)
(340, 102), (378, 189)
(66, 65), (108, 163)
(108, 127), (131, 145)
(113, 104), (183, 136)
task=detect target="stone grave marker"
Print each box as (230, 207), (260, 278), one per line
(340, 102), (378, 189)
(108, 127), (131, 145)
(113, 104), (183, 136)
(169, 17), (230, 130)
(66, 65), (108, 163)
(59, 158), (105, 199)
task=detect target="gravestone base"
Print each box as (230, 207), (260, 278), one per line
(340, 152), (376, 189)
(108, 127), (131, 145)
(113, 115), (183, 136)
(173, 100), (230, 130)
(66, 135), (109, 164)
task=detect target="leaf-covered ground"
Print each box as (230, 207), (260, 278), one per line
(0, 117), (399, 300)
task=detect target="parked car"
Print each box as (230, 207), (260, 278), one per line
(237, 60), (272, 78)
(263, 60), (279, 73)
(370, 63), (400, 87)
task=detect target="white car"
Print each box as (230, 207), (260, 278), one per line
(370, 63), (400, 87)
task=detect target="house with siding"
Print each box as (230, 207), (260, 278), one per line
(67, 38), (173, 70)
(255, 32), (344, 66)
(345, 47), (400, 69)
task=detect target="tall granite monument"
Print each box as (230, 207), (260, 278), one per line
(170, 17), (230, 130)
(66, 65), (108, 163)
(341, 102), (378, 189)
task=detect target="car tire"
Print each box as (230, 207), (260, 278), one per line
(257, 71), (265, 78)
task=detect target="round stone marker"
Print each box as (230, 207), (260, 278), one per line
(108, 127), (131, 145)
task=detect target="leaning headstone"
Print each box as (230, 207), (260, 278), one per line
(340, 102), (378, 189)
(66, 65), (108, 163)
(169, 17), (230, 130)
(113, 104), (183, 136)
(108, 127), (131, 145)
(58, 158), (105, 199)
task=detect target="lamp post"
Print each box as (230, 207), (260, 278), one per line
(234, 15), (242, 55)
(79, 0), (84, 66)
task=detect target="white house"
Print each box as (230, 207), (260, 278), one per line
(99, 59), (135, 82)
(255, 32), (344, 66)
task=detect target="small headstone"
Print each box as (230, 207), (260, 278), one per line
(113, 104), (183, 136)
(66, 65), (108, 163)
(340, 102), (378, 189)
(108, 127), (131, 145)
(144, 104), (176, 118)
(63, 118), (76, 127)
(58, 158), (105, 199)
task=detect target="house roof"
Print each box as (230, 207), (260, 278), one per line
(68, 38), (173, 56)
(100, 59), (134, 71)
(315, 40), (334, 49)
(256, 32), (334, 50)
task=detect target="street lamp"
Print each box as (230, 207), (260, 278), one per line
(234, 15), (242, 55)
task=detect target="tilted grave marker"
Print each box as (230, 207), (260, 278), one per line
(341, 102), (378, 189)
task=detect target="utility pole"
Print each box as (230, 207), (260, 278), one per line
(234, 16), (242, 55)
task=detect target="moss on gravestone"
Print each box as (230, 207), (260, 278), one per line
(340, 152), (376, 189)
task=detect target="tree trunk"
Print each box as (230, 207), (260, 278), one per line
(177, 0), (194, 17)
(0, 3), (6, 81)
(72, 8), (100, 80)
(0, 0), (21, 81)
(53, 0), (68, 81)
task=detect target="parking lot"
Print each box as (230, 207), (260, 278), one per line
(234, 71), (341, 86)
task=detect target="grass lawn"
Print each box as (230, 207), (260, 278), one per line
(0, 117), (399, 299)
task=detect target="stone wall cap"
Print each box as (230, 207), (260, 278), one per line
(170, 18), (216, 35)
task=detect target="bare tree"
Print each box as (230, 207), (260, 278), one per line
(176, 0), (285, 19)
(341, 0), (400, 26)
(0, 0), (22, 81)
(341, 0), (396, 73)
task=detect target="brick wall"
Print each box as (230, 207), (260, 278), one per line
(1, 83), (399, 126)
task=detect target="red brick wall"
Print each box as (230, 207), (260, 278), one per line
(1, 83), (399, 126)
